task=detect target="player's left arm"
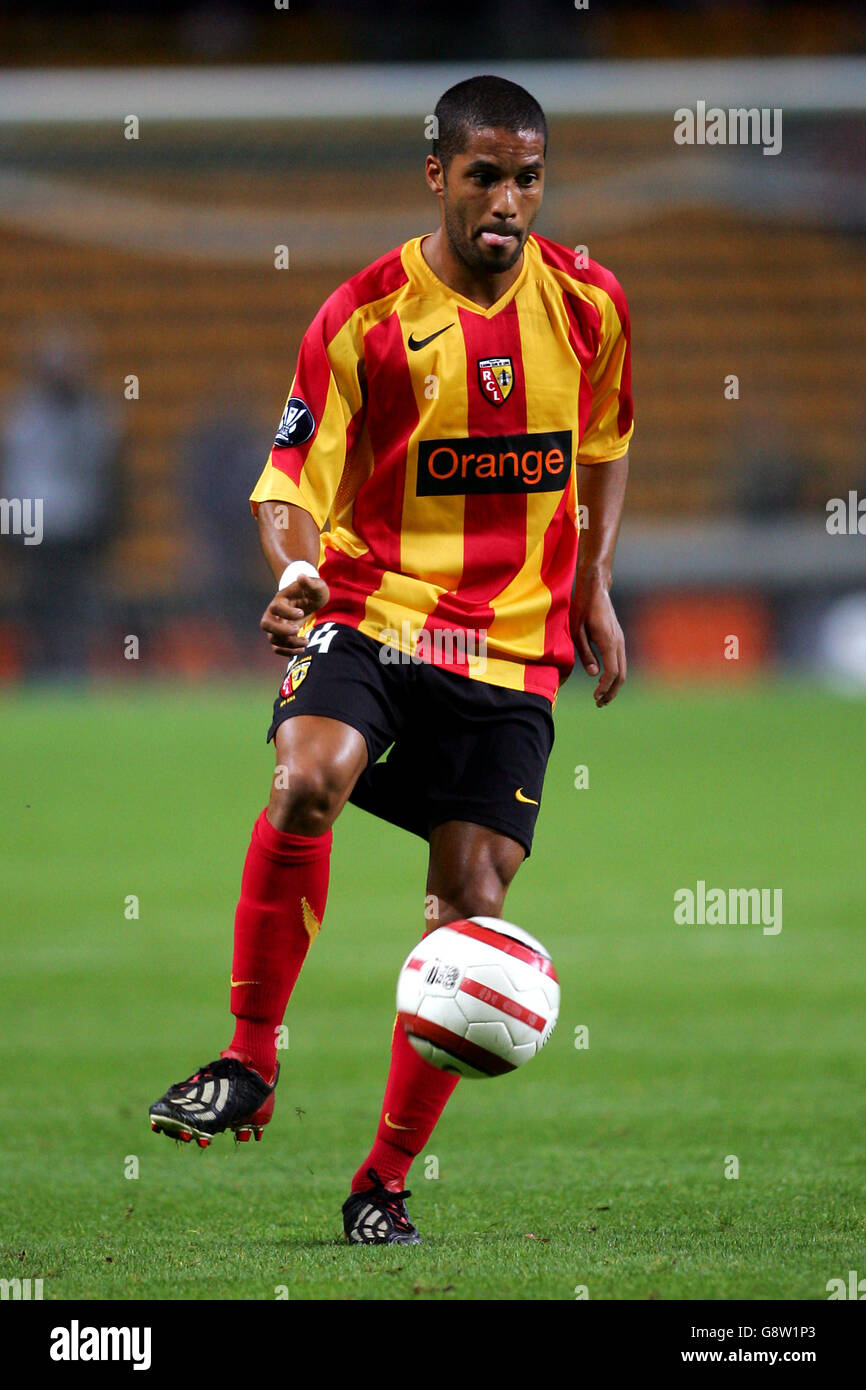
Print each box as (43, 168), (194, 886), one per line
(570, 267), (633, 707)
(571, 452), (629, 707)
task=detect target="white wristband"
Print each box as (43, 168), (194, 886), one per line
(278, 559), (320, 591)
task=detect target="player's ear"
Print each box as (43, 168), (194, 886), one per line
(424, 153), (445, 197)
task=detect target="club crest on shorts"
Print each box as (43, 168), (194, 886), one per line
(477, 357), (514, 406)
(274, 396), (315, 448)
(280, 655), (312, 701)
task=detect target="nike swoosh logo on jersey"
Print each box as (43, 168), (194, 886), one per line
(407, 325), (453, 351)
(384, 1112), (415, 1131)
(514, 787), (539, 805)
(231, 977), (260, 987)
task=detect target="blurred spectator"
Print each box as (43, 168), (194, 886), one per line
(723, 405), (809, 519)
(0, 329), (123, 678)
(179, 380), (267, 640)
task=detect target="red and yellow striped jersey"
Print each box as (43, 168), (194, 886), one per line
(251, 232), (633, 702)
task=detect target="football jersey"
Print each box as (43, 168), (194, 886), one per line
(250, 232), (633, 702)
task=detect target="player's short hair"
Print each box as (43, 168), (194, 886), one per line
(432, 75), (547, 171)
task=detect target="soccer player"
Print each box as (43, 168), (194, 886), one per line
(150, 74), (633, 1244)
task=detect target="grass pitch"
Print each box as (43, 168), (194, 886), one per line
(1, 678), (863, 1301)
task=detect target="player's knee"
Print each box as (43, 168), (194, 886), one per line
(268, 716), (367, 835)
(444, 871), (509, 923)
(429, 827), (524, 925)
(268, 764), (345, 836)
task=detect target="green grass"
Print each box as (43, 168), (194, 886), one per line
(1, 678), (864, 1300)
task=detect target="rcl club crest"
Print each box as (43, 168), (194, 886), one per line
(279, 655), (311, 701)
(477, 357), (514, 406)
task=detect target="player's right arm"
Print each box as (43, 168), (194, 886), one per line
(257, 500), (329, 658)
(251, 292), (365, 658)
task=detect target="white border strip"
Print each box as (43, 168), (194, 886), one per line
(0, 58), (864, 124)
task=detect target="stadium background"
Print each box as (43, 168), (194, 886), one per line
(1, 0), (865, 1307)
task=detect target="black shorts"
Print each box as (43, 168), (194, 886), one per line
(267, 621), (555, 857)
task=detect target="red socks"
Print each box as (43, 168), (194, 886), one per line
(351, 1020), (460, 1193)
(224, 807), (457, 1190)
(223, 809), (331, 1084)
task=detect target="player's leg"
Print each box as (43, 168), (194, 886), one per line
(343, 669), (552, 1239)
(423, 820), (527, 930)
(343, 822), (525, 1242)
(222, 713), (367, 1079)
(149, 713), (367, 1146)
(361, 821), (526, 1171)
(150, 622), (402, 1146)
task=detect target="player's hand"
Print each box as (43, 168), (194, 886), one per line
(260, 574), (330, 658)
(570, 576), (626, 707)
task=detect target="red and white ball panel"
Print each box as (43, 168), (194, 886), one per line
(396, 917), (560, 1079)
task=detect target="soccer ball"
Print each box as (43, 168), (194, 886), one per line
(396, 916), (560, 1078)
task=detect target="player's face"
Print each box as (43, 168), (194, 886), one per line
(437, 127), (545, 276)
